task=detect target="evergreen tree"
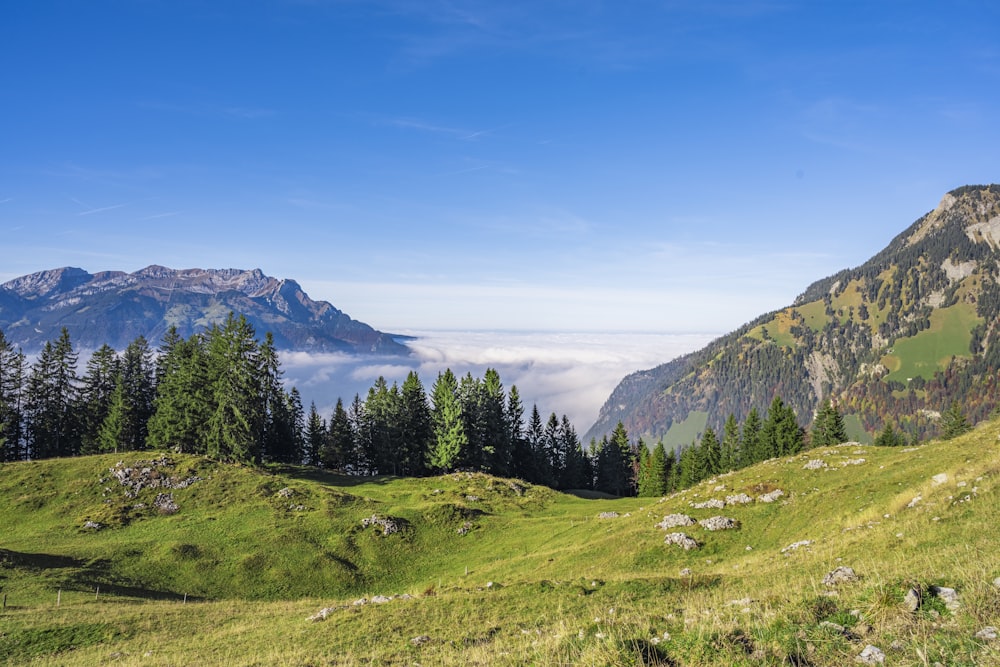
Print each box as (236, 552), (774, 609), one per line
(147, 332), (212, 453)
(25, 329), (80, 459)
(557, 415), (588, 489)
(874, 421), (906, 447)
(259, 332), (295, 463)
(119, 336), (155, 451)
(506, 385), (532, 481)
(721, 414), (740, 472)
(761, 395), (803, 458)
(742, 407), (762, 465)
(0, 331), (26, 461)
(285, 387), (306, 464)
(97, 375), (127, 453)
(304, 402), (325, 466)
(701, 426), (722, 476)
(595, 422), (633, 496)
(480, 368), (511, 476)
(428, 369), (466, 472)
(78, 345), (119, 454)
(637, 442), (667, 497)
(541, 412), (562, 487)
(205, 314), (263, 462)
(321, 398), (353, 469)
(663, 446), (678, 492)
(398, 371), (432, 476)
(524, 404), (547, 484)
(811, 399), (848, 447)
(940, 401), (971, 440)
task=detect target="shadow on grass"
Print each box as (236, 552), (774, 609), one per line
(0, 549), (203, 603)
(269, 465), (399, 488)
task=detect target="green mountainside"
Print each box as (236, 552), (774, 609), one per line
(1, 425), (998, 665)
(587, 185), (1000, 445)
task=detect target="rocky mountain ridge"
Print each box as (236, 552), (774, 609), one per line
(586, 184), (1000, 444)
(0, 265), (408, 354)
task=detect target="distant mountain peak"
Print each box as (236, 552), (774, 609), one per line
(587, 184), (1000, 444)
(0, 266), (407, 355)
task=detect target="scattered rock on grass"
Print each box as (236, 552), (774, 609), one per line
(725, 493), (753, 505)
(154, 492), (178, 514)
(931, 473), (948, 486)
(277, 487), (295, 498)
(690, 499), (725, 510)
(781, 540), (813, 553)
(598, 511), (619, 519)
(83, 520), (103, 530)
(361, 515), (401, 536)
(757, 489), (784, 503)
(857, 645), (885, 664)
(975, 626), (998, 641)
(656, 514), (696, 529)
(929, 585), (961, 612)
(804, 460), (828, 470)
(411, 635), (431, 646)
(698, 516), (740, 531)
(903, 588), (921, 613)
(823, 566), (859, 586)
(664, 533), (699, 550)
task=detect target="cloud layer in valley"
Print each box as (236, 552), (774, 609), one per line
(280, 330), (718, 435)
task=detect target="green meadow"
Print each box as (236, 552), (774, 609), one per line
(1, 425), (999, 666)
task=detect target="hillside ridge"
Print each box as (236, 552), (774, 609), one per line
(0, 265), (407, 354)
(587, 184), (1000, 445)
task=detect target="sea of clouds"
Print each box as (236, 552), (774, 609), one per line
(280, 330), (719, 433)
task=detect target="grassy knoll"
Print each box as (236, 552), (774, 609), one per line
(1, 426), (999, 665)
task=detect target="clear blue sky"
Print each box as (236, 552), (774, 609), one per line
(3, 1), (998, 333)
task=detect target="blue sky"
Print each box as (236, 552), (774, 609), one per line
(3, 1), (998, 333)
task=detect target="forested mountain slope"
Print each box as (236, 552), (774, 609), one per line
(0, 265), (407, 354)
(587, 185), (1000, 444)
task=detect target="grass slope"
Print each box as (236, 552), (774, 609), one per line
(1, 427), (999, 666)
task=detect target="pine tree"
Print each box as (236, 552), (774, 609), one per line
(304, 402), (326, 466)
(97, 375), (127, 453)
(119, 336), (155, 451)
(0, 331), (26, 461)
(205, 314), (263, 463)
(742, 407), (762, 465)
(874, 421), (906, 447)
(428, 370), (467, 472)
(524, 404), (546, 484)
(940, 401), (971, 440)
(321, 398), (353, 469)
(541, 413), (562, 487)
(701, 426), (722, 476)
(399, 371), (432, 476)
(721, 414), (740, 472)
(78, 344), (119, 454)
(507, 385), (532, 481)
(147, 332), (212, 454)
(480, 368), (511, 476)
(595, 422), (633, 496)
(761, 395), (802, 458)
(811, 399), (848, 447)
(25, 329), (80, 459)
(557, 415), (588, 489)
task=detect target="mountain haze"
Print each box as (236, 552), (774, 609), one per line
(587, 184), (1000, 444)
(0, 265), (408, 354)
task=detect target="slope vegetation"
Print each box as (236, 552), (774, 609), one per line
(588, 185), (1000, 444)
(1, 425), (999, 665)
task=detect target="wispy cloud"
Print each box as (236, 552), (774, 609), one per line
(0, 198), (12, 204)
(78, 202), (129, 216)
(385, 116), (505, 141)
(137, 211), (181, 221)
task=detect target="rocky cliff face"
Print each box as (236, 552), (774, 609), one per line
(0, 266), (409, 355)
(586, 185), (1000, 444)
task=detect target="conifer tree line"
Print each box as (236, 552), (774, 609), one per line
(0, 317), (967, 497)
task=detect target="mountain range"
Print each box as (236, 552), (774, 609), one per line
(586, 184), (1000, 444)
(0, 265), (408, 355)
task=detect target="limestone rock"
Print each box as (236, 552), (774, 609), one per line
(690, 499), (725, 510)
(804, 460), (828, 470)
(781, 540), (813, 553)
(929, 585), (961, 612)
(975, 626), (998, 641)
(663, 532), (700, 550)
(598, 511), (619, 519)
(698, 516), (740, 531)
(724, 493), (753, 505)
(411, 635), (431, 646)
(903, 588), (921, 613)
(757, 489), (784, 503)
(857, 645), (885, 664)
(823, 566), (859, 586)
(656, 514), (696, 529)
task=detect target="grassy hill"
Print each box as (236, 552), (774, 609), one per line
(2, 427), (999, 665)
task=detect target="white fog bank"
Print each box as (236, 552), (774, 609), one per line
(280, 330), (719, 432)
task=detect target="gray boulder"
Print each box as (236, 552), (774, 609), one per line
(822, 566), (859, 586)
(656, 514), (696, 529)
